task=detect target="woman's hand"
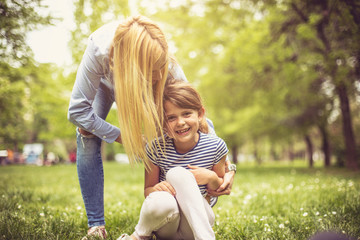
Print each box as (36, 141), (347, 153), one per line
(207, 170), (235, 196)
(153, 181), (176, 196)
(115, 134), (122, 144)
(79, 128), (93, 136)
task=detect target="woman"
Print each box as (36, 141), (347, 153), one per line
(67, 15), (236, 239)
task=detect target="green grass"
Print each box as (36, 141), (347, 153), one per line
(0, 161), (359, 240)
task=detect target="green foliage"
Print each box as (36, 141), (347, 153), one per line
(0, 0), (52, 66)
(70, 0), (129, 65)
(0, 0), (73, 153)
(3, 0), (359, 166)
(0, 162), (359, 239)
(0, 60), (75, 155)
(0, 73), (26, 145)
(144, 0), (360, 166)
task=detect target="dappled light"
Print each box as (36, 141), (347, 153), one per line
(1, 0), (360, 239)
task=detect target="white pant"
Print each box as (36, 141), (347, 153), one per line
(134, 167), (215, 240)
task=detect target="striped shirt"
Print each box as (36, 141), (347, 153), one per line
(146, 132), (229, 207)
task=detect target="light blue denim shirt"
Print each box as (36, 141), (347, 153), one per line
(68, 22), (187, 143)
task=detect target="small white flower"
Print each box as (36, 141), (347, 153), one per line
(18, 205), (22, 209)
(300, 208), (304, 211)
(39, 212), (45, 217)
(318, 218), (322, 222)
(77, 206), (82, 210)
(279, 224), (285, 229)
(315, 211), (319, 216)
(303, 212), (308, 217)
(332, 211), (337, 215)
(285, 220), (290, 224)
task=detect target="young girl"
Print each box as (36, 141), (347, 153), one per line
(118, 79), (229, 240)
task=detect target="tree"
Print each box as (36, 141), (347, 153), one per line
(0, 0), (52, 66)
(70, 0), (129, 65)
(271, 0), (360, 169)
(0, 0), (53, 150)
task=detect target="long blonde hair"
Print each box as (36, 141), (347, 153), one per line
(109, 16), (169, 169)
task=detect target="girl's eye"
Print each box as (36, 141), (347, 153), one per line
(184, 112), (192, 117)
(167, 116), (176, 121)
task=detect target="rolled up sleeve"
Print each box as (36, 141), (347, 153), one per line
(67, 36), (120, 143)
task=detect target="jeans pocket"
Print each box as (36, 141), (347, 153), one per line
(77, 128), (96, 138)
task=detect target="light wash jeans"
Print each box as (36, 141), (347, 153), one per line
(133, 167), (215, 240)
(76, 80), (114, 227)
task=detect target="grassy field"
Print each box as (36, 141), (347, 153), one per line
(0, 161), (359, 240)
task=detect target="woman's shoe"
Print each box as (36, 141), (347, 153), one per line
(82, 226), (107, 240)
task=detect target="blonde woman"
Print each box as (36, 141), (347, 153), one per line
(68, 16), (236, 239)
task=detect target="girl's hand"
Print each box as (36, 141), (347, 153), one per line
(153, 181), (176, 196)
(188, 164), (213, 185)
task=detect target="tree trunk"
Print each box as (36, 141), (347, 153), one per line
(231, 145), (238, 164)
(270, 145), (278, 161)
(335, 81), (358, 170)
(288, 144), (294, 162)
(304, 135), (314, 168)
(318, 124), (331, 167)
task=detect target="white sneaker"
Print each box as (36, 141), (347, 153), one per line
(82, 226), (107, 240)
(117, 234), (133, 240)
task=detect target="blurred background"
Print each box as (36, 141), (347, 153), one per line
(0, 0), (359, 170)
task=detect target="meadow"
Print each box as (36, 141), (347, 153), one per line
(0, 161), (359, 240)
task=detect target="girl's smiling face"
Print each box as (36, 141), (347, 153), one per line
(164, 101), (204, 153)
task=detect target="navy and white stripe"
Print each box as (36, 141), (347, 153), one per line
(146, 132), (229, 207)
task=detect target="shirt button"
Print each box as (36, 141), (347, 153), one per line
(103, 136), (107, 139)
